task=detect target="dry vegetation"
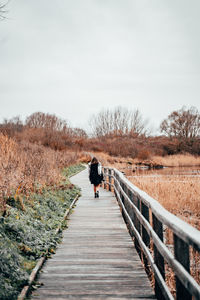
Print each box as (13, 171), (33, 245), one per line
(129, 175), (200, 230)
(152, 153), (200, 167)
(0, 133), (88, 215)
(92, 152), (200, 230)
(128, 172), (200, 293)
(0, 112), (93, 214)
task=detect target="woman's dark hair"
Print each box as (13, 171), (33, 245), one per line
(91, 157), (98, 164)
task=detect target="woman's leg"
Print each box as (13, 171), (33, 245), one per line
(93, 185), (100, 197)
(95, 185), (100, 197)
(94, 185), (100, 192)
(93, 185), (97, 198)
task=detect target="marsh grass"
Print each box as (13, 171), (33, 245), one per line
(129, 173), (200, 294)
(92, 152), (200, 228)
(151, 153), (200, 167)
(129, 175), (200, 229)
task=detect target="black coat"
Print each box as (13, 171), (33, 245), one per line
(89, 163), (103, 185)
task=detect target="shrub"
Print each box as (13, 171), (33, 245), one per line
(137, 149), (151, 160)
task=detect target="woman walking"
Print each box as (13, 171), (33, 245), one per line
(88, 157), (103, 198)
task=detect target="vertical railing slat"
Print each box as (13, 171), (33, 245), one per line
(128, 189), (135, 238)
(141, 202), (150, 275)
(174, 234), (192, 300)
(152, 213), (165, 300)
(134, 196), (142, 258)
(108, 169), (111, 191)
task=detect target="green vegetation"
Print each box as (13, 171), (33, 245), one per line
(64, 163), (86, 178)
(0, 164), (84, 300)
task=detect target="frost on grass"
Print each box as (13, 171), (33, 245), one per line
(0, 164), (83, 300)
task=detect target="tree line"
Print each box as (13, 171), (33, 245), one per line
(90, 106), (200, 140)
(0, 106), (200, 157)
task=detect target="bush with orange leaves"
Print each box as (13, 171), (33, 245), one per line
(0, 133), (80, 214)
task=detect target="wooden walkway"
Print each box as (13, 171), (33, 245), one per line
(31, 169), (156, 299)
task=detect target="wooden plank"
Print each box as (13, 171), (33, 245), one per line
(31, 169), (155, 299)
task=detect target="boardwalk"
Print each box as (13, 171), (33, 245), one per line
(32, 169), (156, 299)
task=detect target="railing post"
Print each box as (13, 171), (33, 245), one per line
(114, 172), (120, 203)
(141, 202), (150, 275)
(111, 169), (114, 193)
(120, 182), (125, 220)
(128, 189), (135, 238)
(152, 213), (165, 300)
(134, 195), (142, 259)
(104, 168), (108, 190)
(108, 169), (112, 191)
(123, 184), (130, 226)
(174, 234), (191, 300)
(113, 170), (117, 197)
(102, 167), (105, 189)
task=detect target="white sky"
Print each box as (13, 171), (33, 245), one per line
(0, 0), (200, 132)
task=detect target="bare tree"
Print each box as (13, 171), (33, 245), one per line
(160, 106), (200, 140)
(71, 128), (88, 139)
(89, 106), (149, 138)
(0, 116), (24, 136)
(129, 109), (149, 137)
(25, 112), (69, 133)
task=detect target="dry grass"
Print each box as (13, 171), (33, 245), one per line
(152, 153), (200, 167)
(129, 175), (200, 230)
(92, 151), (200, 229)
(94, 152), (200, 169)
(0, 134), (81, 213)
(91, 151), (135, 169)
(93, 152), (200, 229)
(128, 174), (200, 292)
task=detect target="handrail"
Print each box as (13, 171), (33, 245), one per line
(103, 167), (200, 300)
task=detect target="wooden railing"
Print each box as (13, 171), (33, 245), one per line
(103, 167), (200, 300)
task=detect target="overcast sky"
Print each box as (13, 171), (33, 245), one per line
(0, 0), (200, 132)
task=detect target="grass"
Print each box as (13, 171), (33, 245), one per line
(151, 153), (200, 167)
(129, 174), (200, 293)
(93, 152), (200, 169)
(0, 164), (84, 300)
(63, 163), (86, 178)
(92, 152), (200, 225)
(0, 133), (87, 214)
(129, 174), (200, 230)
